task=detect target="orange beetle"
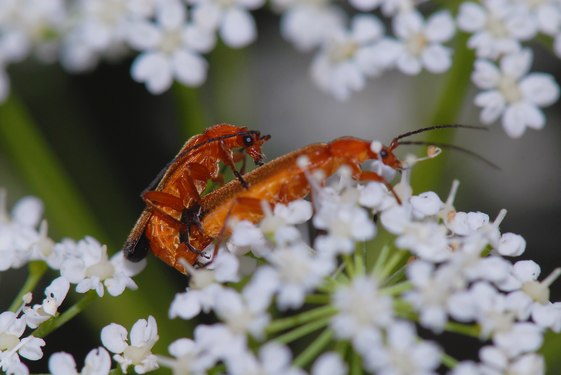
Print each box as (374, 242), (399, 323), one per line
(123, 124), (270, 271)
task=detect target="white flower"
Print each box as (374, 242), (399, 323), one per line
(331, 275), (394, 353)
(391, 10), (455, 75)
(0, 0), (65, 64)
(446, 211), (489, 236)
(396, 221), (450, 262)
(212, 288), (270, 340)
(278, 0), (343, 52)
(226, 342), (305, 375)
(49, 347), (111, 375)
(169, 249), (240, 319)
(192, 0), (264, 48)
(314, 202), (376, 256)
(310, 14), (397, 100)
(349, 0), (415, 15)
(311, 352), (347, 375)
(129, 0), (213, 94)
(61, 0), (154, 72)
(493, 323), (543, 358)
(457, 0), (536, 59)
(60, 237), (144, 297)
(409, 191), (444, 219)
(0, 312), (45, 374)
(101, 316), (159, 374)
(362, 321), (442, 375)
(246, 242), (333, 310)
(157, 338), (212, 375)
(513, 0), (561, 36)
(404, 260), (460, 332)
(0, 193), (48, 270)
(479, 346), (545, 375)
(23, 276), (70, 329)
(496, 232), (526, 256)
(472, 48), (560, 137)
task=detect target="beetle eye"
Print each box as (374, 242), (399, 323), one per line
(243, 135), (254, 147)
(380, 149), (388, 158)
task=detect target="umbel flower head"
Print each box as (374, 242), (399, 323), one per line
(146, 148), (559, 374)
(1, 140), (560, 374)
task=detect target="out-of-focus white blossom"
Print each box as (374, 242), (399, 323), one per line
(472, 48), (559, 137)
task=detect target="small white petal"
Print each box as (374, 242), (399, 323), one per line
(472, 60), (501, 89)
(172, 50), (207, 87)
(424, 11), (455, 43)
(457, 2), (486, 32)
(101, 323), (129, 353)
(421, 44), (452, 73)
(12, 197), (43, 227)
(220, 8), (256, 48)
(131, 53), (173, 94)
(497, 232), (526, 256)
(500, 49), (532, 79)
(49, 352), (78, 375)
(519, 73), (560, 106)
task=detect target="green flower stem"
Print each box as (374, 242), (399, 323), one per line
(441, 352), (459, 369)
(343, 254), (355, 277)
(411, 31), (475, 193)
(378, 250), (408, 281)
(304, 294), (331, 304)
(172, 84), (207, 139)
(394, 300), (481, 338)
(372, 243), (391, 276)
(8, 261), (48, 312)
(273, 316), (332, 345)
(380, 280), (412, 296)
(350, 348), (364, 375)
(444, 321), (480, 338)
(353, 246), (366, 276)
(266, 305), (337, 334)
(293, 328), (334, 368)
(0, 95), (107, 242)
(33, 290), (98, 338)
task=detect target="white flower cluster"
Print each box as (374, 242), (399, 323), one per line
(0, 189), (145, 374)
(2, 0), (560, 137)
(458, 0), (561, 137)
(133, 164), (557, 374)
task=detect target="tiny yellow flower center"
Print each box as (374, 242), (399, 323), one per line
(498, 75), (522, 103)
(486, 16), (508, 38)
(161, 29), (183, 54)
(124, 345), (151, 364)
(0, 334), (20, 351)
(406, 32), (427, 56)
(86, 259), (115, 279)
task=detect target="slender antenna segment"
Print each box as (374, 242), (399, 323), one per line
(392, 124), (488, 143)
(397, 140), (500, 170)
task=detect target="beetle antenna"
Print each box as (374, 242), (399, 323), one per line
(397, 140), (500, 170)
(392, 124), (488, 144)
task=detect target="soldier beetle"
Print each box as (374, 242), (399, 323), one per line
(123, 124), (270, 271)
(186, 124), (491, 263)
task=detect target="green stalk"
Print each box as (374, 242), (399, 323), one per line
(350, 349), (364, 375)
(8, 261), (48, 312)
(380, 280), (412, 296)
(33, 290), (98, 338)
(411, 32), (475, 193)
(266, 305), (337, 334)
(304, 294), (331, 304)
(293, 328), (333, 368)
(441, 352), (459, 369)
(172, 84), (207, 139)
(274, 316), (331, 345)
(0, 95), (106, 242)
(343, 254), (355, 277)
(378, 250), (408, 281)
